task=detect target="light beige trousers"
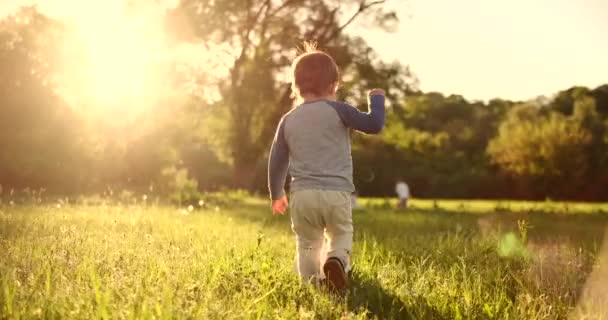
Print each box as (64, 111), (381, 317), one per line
(290, 189), (353, 282)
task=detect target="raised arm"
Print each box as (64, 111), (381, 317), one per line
(329, 89), (386, 134)
(267, 117), (290, 200)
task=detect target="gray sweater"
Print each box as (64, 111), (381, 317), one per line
(268, 95), (385, 200)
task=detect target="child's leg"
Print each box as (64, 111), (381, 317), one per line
(397, 198), (406, 209)
(290, 190), (325, 283)
(322, 191), (353, 272)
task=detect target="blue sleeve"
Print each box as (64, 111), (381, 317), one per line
(328, 94), (385, 134)
(268, 116), (290, 200)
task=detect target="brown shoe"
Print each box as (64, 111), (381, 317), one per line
(323, 257), (348, 293)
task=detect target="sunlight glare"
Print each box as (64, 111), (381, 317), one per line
(22, 0), (232, 120)
(57, 0), (172, 117)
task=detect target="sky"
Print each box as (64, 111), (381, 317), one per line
(1, 0), (607, 102)
(357, 0), (608, 101)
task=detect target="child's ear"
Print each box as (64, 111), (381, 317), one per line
(329, 82), (339, 94)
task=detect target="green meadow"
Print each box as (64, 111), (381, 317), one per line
(1, 196), (608, 319)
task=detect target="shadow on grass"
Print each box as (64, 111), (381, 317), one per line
(227, 202), (608, 317)
(347, 271), (442, 319)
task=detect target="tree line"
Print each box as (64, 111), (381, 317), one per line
(1, 4), (606, 201)
(354, 86), (608, 200)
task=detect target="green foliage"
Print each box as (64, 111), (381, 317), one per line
(0, 7), (232, 196)
(358, 88), (608, 200)
(549, 86), (591, 115)
(0, 8), (87, 192)
(488, 107), (592, 177)
(2, 6), (608, 201)
(353, 92), (501, 199)
(487, 99), (607, 199)
(159, 166), (200, 205)
(167, 0), (411, 188)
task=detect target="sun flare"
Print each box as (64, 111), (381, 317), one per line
(56, 1), (172, 117)
(83, 23), (152, 105)
(11, 0), (231, 119)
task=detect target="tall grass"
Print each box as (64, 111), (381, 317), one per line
(1, 197), (607, 319)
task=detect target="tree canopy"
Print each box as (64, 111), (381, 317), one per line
(1, 4), (607, 201)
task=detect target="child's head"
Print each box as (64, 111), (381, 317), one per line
(291, 43), (339, 101)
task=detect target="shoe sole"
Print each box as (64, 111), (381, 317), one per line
(323, 258), (347, 292)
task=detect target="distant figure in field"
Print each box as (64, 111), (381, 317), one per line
(268, 43), (385, 293)
(395, 179), (410, 209)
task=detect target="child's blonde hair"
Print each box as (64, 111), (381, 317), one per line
(291, 42), (340, 100)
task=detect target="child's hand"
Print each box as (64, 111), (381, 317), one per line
(369, 88), (385, 96)
(272, 195), (289, 215)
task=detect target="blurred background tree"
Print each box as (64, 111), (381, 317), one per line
(0, 3), (607, 201)
(166, 0), (413, 189)
(0, 7), (87, 193)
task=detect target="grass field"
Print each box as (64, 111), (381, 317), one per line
(1, 195), (608, 319)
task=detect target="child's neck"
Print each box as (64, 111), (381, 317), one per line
(301, 93), (336, 103)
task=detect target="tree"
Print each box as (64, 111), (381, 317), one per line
(549, 86), (591, 116)
(487, 104), (594, 199)
(591, 84), (608, 115)
(166, 0), (410, 189)
(0, 7), (88, 192)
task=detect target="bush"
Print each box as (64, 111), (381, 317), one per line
(159, 166), (200, 205)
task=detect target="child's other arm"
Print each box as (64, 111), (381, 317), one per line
(268, 117), (289, 201)
(331, 89), (386, 134)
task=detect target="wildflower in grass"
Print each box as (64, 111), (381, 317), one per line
(198, 200), (204, 207)
(188, 205), (194, 212)
(498, 232), (528, 258)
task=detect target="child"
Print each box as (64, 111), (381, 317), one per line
(395, 179), (410, 209)
(267, 44), (385, 292)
